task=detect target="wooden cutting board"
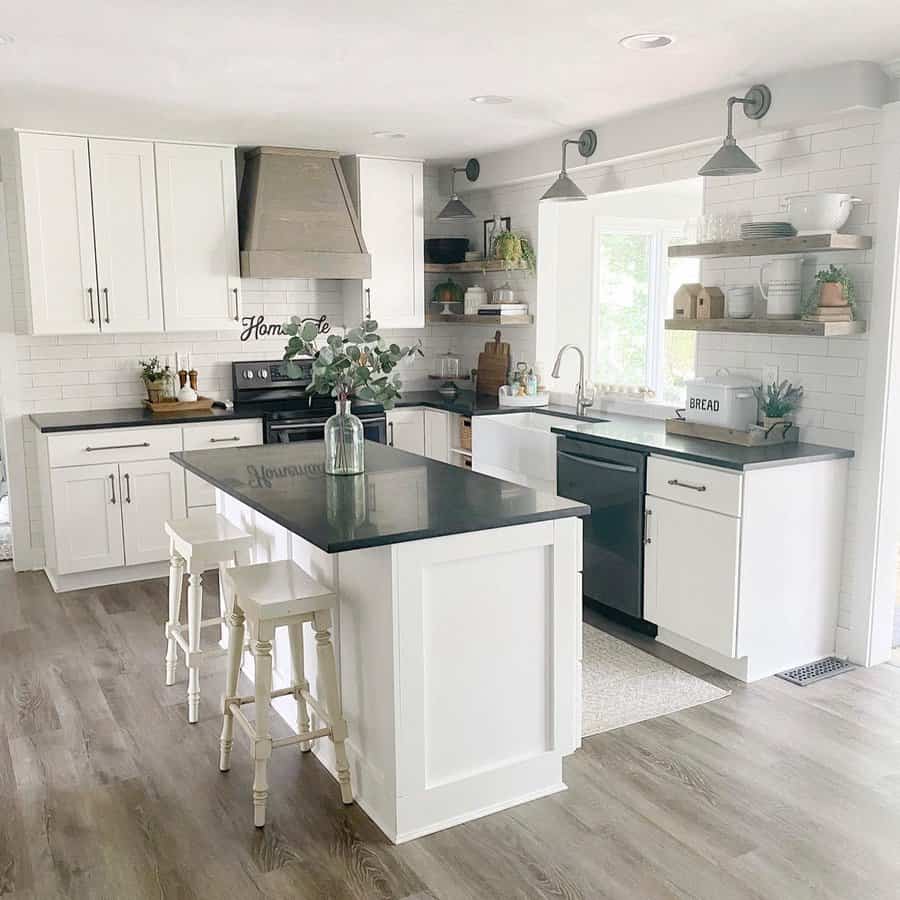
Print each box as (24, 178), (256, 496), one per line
(477, 330), (510, 397)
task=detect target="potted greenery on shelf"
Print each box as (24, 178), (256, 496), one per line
(753, 380), (804, 430)
(492, 230), (537, 274)
(814, 264), (856, 310)
(283, 317), (422, 475)
(139, 356), (168, 403)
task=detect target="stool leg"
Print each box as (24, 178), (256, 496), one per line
(165, 548), (185, 686)
(186, 568), (203, 724)
(252, 623), (274, 827)
(219, 603), (245, 772)
(313, 610), (353, 804)
(287, 623), (312, 752)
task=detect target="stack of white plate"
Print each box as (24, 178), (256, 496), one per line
(740, 221), (796, 240)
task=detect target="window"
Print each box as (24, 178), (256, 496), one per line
(590, 217), (699, 404)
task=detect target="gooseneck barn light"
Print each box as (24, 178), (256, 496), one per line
(540, 129), (598, 202)
(698, 84), (772, 177)
(436, 158), (481, 220)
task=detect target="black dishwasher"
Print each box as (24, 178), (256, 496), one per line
(556, 436), (649, 624)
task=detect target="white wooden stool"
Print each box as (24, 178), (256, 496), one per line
(164, 512), (253, 723)
(218, 559), (353, 827)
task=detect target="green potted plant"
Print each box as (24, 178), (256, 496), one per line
(139, 356), (168, 403)
(814, 264), (855, 309)
(753, 380), (804, 430)
(283, 317), (422, 475)
(492, 230), (537, 274)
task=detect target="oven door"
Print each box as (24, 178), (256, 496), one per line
(266, 415), (387, 444)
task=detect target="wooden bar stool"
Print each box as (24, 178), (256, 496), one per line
(164, 512), (253, 723)
(218, 559), (353, 827)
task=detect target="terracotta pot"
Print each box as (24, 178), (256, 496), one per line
(818, 282), (847, 307)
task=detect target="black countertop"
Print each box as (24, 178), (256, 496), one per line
(171, 440), (589, 554)
(396, 390), (517, 416)
(30, 406), (265, 433)
(549, 415), (854, 471)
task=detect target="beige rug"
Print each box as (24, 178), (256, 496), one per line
(582, 624), (730, 737)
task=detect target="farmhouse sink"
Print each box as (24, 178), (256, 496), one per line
(472, 411), (609, 494)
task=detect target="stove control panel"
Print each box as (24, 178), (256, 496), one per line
(233, 359), (313, 391)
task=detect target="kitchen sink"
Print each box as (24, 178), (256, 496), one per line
(472, 411), (608, 494)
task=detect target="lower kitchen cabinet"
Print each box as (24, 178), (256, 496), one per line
(120, 460), (187, 566)
(424, 408), (450, 463)
(386, 408), (426, 455)
(50, 463), (126, 573)
(643, 495), (740, 658)
(642, 453), (849, 682)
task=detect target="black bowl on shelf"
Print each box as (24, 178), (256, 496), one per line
(425, 237), (469, 264)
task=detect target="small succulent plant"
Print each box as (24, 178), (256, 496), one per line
(753, 380), (804, 419)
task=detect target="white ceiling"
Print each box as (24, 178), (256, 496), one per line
(0, 1), (898, 161)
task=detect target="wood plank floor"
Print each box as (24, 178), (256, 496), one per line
(1, 562), (898, 899)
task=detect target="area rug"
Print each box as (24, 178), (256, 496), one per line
(582, 624), (729, 737)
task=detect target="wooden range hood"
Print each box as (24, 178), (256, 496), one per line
(238, 146), (372, 279)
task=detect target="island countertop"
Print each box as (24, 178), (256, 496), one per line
(171, 440), (589, 553)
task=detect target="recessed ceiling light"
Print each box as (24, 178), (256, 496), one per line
(470, 95), (512, 105)
(618, 33), (674, 50)
(0, 33), (15, 46)
(371, 131), (406, 139)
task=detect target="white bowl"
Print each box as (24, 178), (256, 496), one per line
(783, 193), (859, 235)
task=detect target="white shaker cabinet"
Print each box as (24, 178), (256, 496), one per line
(341, 156), (424, 329)
(424, 408), (450, 463)
(18, 132), (99, 334)
(120, 459), (187, 566)
(89, 138), (164, 332)
(50, 463), (125, 573)
(386, 408), (426, 455)
(155, 142), (242, 331)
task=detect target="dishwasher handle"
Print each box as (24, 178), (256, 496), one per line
(557, 450), (638, 474)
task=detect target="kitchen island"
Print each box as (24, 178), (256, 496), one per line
(171, 440), (588, 843)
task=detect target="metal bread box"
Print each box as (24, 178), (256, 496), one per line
(684, 372), (758, 429)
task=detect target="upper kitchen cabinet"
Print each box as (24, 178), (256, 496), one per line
(88, 139), (164, 332)
(155, 142), (241, 331)
(17, 132), (100, 334)
(341, 156), (425, 329)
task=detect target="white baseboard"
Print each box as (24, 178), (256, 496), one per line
(45, 561), (169, 593)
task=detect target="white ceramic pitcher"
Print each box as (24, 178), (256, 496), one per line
(759, 257), (804, 318)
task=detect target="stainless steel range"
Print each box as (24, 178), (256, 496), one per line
(231, 360), (387, 445)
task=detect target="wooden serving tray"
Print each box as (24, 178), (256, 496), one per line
(665, 418), (798, 447)
(143, 396), (215, 414)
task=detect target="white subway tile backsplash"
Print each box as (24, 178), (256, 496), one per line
(810, 125), (876, 151)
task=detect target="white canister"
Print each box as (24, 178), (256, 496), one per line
(726, 285), (754, 318)
(464, 285), (487, 315)
(684, 372), (758, 429)
(759, 257), (803, 319)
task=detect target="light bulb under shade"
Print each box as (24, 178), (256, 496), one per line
(540, 172), (588, 202)
(437, 195), (476, 220)
(698, 139), (761, 177)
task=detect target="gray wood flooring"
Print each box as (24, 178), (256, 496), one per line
(1, 562), (898, 899)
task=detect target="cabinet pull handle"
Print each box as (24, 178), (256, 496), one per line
(388, 421), (394, 446)
(87, 287), (96, 324)
(109, 473), (117, 505)
(210, 436), (240, 443)
(103, 287), (110, 324)
(643, 507), (652, 545)
(364, 287), (372, 320)
(667, 478), (707, 492)
(85, 441), (151, 452)
(123, 473), (132, 503)
(233, 287), (240, 322)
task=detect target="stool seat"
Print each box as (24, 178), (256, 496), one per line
(223, 560), (336, 621)
(165, 511), (253, 567)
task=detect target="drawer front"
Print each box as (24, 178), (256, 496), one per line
(183, 420), (262, 506)
(647, 456), (742, 517)
(182, 419), (262, 451)
(48, 427), (182, 468)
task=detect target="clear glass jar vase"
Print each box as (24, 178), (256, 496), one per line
(324, 398), (365, 475)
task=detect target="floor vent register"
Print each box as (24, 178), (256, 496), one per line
(776, 656), (856, 687)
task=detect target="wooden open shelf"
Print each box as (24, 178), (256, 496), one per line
(425, 260), (529, 274)
(427, 313), (532, 326)
(665, 318), (867, 337)
(667, 233), (871, 259)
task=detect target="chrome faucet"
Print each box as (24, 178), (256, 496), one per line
(551, 344), (593, 417)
